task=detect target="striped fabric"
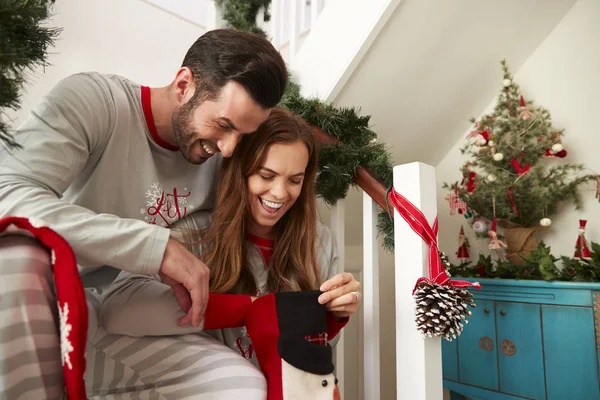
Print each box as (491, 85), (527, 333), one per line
(0, 235), (65, 400)
(86, 292), (267, 399)
(1, 235), (267, 400)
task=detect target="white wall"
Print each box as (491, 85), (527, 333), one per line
(7, 0), (207, 126)
(436, 0), (600, 264)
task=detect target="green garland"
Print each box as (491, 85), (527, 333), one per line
(447, 241), (600, 283)
(0, 0), (60, 148)
(215, 0), (396, 252)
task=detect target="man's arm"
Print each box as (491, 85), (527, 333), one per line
(0, 73), (168, 274)
(101, 271), (252, 336)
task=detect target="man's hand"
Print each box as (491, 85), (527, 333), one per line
(158, 237), (210, 328)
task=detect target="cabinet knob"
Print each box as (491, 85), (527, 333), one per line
(501, 339), (517, 356)
(500, 310), (506, 316)
(484, 308), (490, 314)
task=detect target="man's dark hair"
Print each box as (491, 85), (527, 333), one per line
(182, 29), (288, 109)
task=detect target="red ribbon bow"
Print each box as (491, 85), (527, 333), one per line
(510, 155), (531, 176)
(388, 189), (481, 294)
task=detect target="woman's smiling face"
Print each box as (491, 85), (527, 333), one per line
(246, 140), (309, 238)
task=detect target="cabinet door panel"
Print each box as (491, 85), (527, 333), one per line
(542, 305), (600, 400)
(496, 301), (546, 399)
(442, 338), (459, 381)
(457, 299), (498, 390)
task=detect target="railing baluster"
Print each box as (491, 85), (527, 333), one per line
(393, 162), (443, 400)
(270, 0), (281, 48)
(310, 0), (324, 27)
(363, 191), (380, 400)
(329, 199), (345, 398)
(288, 0), (302, 58)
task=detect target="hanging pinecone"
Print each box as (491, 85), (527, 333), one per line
(413, 282), (476, 341)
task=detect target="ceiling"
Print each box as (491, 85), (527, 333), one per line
(316, 0), (577, 247)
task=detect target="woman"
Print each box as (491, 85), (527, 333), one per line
(97, 108), (360, 396)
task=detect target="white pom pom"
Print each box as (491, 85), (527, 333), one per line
(473, 220), (489, 234)
(476, 137), (487, 146)
(540, 218), (552, 227)
(493, 153), (504, 161)
(503, 79), (512, 87)
(487, 140), (495, 147)
(551, 143), (564, 153)
(486, 174), (497, 182)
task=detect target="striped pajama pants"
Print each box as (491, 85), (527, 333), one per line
(0, 236), (267, 400)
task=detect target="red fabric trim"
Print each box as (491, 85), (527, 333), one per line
(326, 313), (349, 340)
(245, 293), (283, 400)
(247, 233), (274, 265)
(140, 86), (178, 151)
(0, 217), (88, 400)
(203, 293), (252, 330)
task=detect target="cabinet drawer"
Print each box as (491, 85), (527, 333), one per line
(473, 286), (592, 307)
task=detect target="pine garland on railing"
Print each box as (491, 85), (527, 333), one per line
(0, 0), (60, 149)
(215, 1), (397, 252)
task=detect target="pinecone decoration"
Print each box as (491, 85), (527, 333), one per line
(414, 282), (476, 341)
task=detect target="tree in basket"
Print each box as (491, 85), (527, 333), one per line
(443, 60), (597, 265)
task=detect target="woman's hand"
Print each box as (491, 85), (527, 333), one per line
(318, 272), (361, 319)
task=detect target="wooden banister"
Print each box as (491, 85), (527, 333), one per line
(312, 125), (389, 213)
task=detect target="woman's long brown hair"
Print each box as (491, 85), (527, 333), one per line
(202, 108), (321, 294)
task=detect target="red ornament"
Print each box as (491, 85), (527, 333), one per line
(574, 219), (592, 259)
(544, 148), (567, 158)
(456, 225), (470, 261)
(510, 153), (531, 176)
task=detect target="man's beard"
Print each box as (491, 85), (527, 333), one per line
(172, 101), (206, 165)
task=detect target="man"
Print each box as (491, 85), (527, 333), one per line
(0, 28), (287, 399)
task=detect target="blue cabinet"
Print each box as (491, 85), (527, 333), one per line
(442, 279), (600, 400)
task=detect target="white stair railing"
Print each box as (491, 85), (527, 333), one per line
(362, 192), (381, 399)
(329, 200), (346, 398)
(393, 162), (444, 399)
(268, 0), (327, 62)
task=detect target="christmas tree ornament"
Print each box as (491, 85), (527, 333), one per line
(476, 131), (489, 146)
(472, 218), (489, 234)
(510, 153), (531, 176)
(488, 218), (507, 250)
(456, 226), (470, 261)
(487, 174), (497, 182)
(574, 219), (592, 259)
(503, 79), (512, 87)
(551, 143), (564, 153)
(540, 217), (552, 227)
(464, 210), (472, 219)
(487, 140), (495, 147)
(545, 148), (568, 158)
(493, 153), (504, 161)
(488, 197), (507, 250)
(445, 190), (468, 216)
(518, 95), (534, 120)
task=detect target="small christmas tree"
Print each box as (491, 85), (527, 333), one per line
(0, 0), (60, 148)
(444, 60), (597, 264)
